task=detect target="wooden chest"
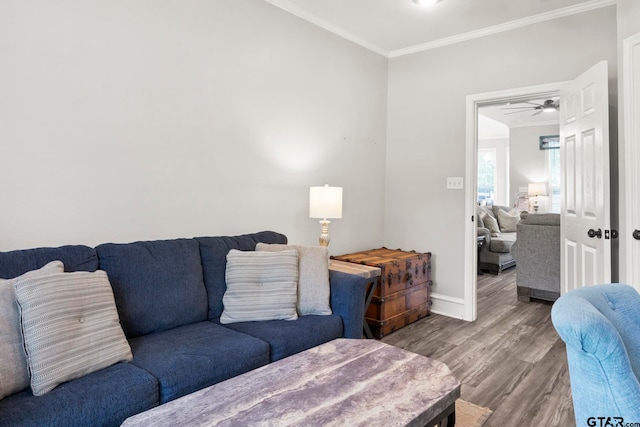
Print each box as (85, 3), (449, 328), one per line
(332, 248), (432, 339)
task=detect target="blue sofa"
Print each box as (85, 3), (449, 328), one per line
(0, 231), (366, 427)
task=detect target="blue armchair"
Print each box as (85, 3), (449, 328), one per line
(551, 284), (640, 425)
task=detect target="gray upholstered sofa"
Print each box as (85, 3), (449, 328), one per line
(0, 231), (366, 427)
(477, 205), (519, 274)
(511, 213), (561, 302)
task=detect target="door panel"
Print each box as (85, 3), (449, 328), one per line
(565, 240), (577, 288)
(560, 61), (611, 293)
(582, 129), (597, 218)
(565, 135), (577, 215)
(582, 245), (598, 287)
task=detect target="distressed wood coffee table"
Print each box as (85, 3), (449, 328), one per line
(121, 339), (460, 427)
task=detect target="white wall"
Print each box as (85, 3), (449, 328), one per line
(509, 124), (560, 212)
(385, 6), (617, 308)
(0, 0), (388, 254)
(478, 137), (509, 206)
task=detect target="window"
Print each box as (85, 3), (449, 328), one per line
(477, 148), (496, 205)
(548, 148), (561, 213)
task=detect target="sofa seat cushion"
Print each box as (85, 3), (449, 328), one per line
(0, 362), (158, 427)
(96, 238), (208, 338)
(196, 232), (287, 321)
(128, 321), (269, 403)
(489, 232), (517, 253)
(223, 314), (343, 362)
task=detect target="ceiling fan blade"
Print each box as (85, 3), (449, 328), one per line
(532, 110), (543, 116)
(500, 106), (534, 110)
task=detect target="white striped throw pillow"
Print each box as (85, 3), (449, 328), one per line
(0, 260), (64, 400)
(256, 243), (332, 316)
(220, 249), (299, 324)
(14, 270), (132, 396)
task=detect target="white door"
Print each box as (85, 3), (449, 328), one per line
(560, 61), (611, 293)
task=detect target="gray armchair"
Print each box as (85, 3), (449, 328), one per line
(477, 205), (517, 274)
(511, 213), (560, 302)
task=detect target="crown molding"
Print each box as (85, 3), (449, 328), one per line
(265, 0), (615, 59)
(263, 0), (388, 57)
(388, 0), (616, 58)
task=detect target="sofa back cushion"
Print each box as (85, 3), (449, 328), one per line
(196, 231), (287, 321)
(96, 238), (207, 338)
(0, 245), (98, 278)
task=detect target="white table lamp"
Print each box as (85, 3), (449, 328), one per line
(528, 183), (547, 213)
(309, 185), (343, 247)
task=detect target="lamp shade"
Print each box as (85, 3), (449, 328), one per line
(528, 182), (547, 197)
(309, 185), (342, 219)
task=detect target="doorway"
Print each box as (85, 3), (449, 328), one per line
(462, 81), (568, 322)
(464, 62), (613, 321)
(475, 98), (561, 277)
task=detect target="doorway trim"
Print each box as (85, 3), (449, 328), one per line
(622, 32), (640, 288)
(463, 81), (569, 321)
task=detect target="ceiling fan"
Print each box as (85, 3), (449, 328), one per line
(501, 99), (560, 116)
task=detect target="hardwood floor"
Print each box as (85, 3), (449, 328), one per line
(381, 268), (575, 427)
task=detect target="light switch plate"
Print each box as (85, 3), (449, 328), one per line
(447, 177), (464, 189)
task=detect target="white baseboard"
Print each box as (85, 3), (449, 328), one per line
(430, 293), (466, 320)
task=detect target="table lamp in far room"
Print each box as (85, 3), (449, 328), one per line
(528, 182), (547, 213)
(309, 184), (343, 247)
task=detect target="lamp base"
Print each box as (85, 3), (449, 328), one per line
(318, 219), (330, 247)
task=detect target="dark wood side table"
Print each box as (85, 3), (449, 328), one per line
(477, 235), (486, 275)
(328, 260), (381, 339)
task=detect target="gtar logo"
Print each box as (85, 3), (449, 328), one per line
(587, 417), (624, 427)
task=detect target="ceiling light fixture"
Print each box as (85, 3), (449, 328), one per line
(413, 0), (440, 6)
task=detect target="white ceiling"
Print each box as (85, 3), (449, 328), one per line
(264, 0), (614, 57)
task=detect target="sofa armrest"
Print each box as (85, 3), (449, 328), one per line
(329, 270), (367, 339)
(477, 227), (491, 247)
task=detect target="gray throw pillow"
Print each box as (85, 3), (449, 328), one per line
(481, 212), (501, 237)
(221, 249), (299, 324)
(497, 208), (520, 232)
(0, 260), (64, 400)
(256, 243), (332, 316)
(14, 270), (132, 396)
